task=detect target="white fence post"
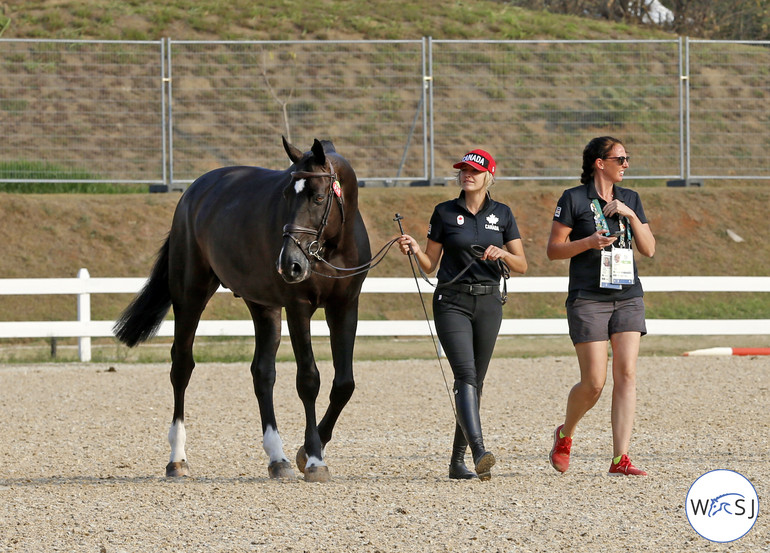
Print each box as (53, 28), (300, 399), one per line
(77, 268), (91, 362)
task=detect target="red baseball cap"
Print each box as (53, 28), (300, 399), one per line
(453, 149), (496, 174)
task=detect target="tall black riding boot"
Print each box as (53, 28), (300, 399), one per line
(448, 422), (477, 479)
(454, 382), (495, 481)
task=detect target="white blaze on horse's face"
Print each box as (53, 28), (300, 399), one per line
(294, 179), (306, 194)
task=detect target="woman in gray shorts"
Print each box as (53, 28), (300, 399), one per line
(546, 136), (656, 476)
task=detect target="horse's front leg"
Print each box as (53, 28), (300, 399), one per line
(317, 298), (358, 447)
(246, 302), (295, 480)
(285, 304), (329, 482)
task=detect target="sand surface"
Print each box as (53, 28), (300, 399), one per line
(1, 356), (768, 552)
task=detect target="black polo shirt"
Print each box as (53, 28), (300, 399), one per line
(428, 191), (521, 285)
(553, 182), (648, 302)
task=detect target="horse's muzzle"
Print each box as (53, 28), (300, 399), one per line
(277, 237), (311, 283)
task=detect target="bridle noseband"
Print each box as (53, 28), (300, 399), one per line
(282, 162), (345, 261)
(280, 165), (406, 279)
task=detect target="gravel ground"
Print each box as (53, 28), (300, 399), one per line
(0, 355), (768, 552)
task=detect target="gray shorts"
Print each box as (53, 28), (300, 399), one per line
(566, 296), (647, 345)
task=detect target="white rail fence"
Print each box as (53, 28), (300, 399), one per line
(1, 269), (769, 361)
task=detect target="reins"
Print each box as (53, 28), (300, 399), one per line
(308, 236), (401, 279)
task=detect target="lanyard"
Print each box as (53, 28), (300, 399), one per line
(590, 199), (632, 248)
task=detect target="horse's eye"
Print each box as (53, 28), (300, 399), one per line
(313, 194), (326, 205)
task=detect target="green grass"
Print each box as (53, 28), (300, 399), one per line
(3, 333), (769, 364)
(7, 1), (675, 42)
(0, 161), (145, 193)
(0, 15), (10, 37)
(0, 182), (147, 193)
(645, 293), (770, 319)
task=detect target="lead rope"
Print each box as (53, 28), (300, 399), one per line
(308, 236), (401, 278)
(393, 213), (456, 419)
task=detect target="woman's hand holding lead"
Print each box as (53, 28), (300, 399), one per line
(398, 234), (419, 255)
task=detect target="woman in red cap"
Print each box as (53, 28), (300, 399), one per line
(398, 149), (527, 480)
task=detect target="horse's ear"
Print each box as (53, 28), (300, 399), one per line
(311, 139), (326, 166)
(283, 136), (303, 163)
(320, 140), (336, 154)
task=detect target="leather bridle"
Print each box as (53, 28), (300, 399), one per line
(282, 162), (345, 260)
(280, 161), (402, 280)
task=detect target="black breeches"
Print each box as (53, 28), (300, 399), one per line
(433, 289), (502, 389)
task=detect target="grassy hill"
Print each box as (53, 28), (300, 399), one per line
(4, 1), (677, 42)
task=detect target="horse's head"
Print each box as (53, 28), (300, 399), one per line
(277, 137), (355, 283)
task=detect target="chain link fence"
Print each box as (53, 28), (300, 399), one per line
(1, 37), (767, 188)
(429, 39), (683, 181)
(0, 39), (166, 184)
(686, 40), (770, 180)
(167, 39), (427, 185)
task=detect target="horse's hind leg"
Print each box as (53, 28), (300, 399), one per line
(166, 281), (219, 477)
(246, 302), (295, 480)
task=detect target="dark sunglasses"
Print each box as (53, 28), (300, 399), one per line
(603, 156), (630, 165)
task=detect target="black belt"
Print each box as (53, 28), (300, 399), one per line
(440, 282), (499, 296)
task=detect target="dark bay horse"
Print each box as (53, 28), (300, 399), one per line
(114, 137), (370, 482)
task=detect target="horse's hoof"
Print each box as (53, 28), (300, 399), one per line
(166, 460), (190, 477)
(303, 465), (331, 483)
(268, 460), (296, 480)
(296, 446), (308, 474)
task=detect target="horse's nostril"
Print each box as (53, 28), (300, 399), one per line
(290, 262), (303, 277)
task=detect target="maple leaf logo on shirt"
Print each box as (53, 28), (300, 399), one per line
(486, 214), (499, 226)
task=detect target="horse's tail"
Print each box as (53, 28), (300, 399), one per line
(113, 237), (172, 347)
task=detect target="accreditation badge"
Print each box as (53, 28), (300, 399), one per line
(611, 247), (635, 285)
(600, 249), (622, 289)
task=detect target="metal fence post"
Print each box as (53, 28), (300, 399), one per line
(77, 268), (92, 362)
(684, 36), (691, 180)
(161, 37), (169, 190)
(678, 36), (686, 180)
(427, 36), (435, 182)
(421, 36), (430, 183)
(166, 38), (177, 191)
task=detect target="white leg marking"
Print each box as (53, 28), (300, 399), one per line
(262, 425), (289, 464)
(168, 419), (187, 464)
(306, 445), (327, 468)
(294, 179), (306, 194)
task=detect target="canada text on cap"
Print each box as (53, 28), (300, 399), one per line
(453, 149), (496, 174)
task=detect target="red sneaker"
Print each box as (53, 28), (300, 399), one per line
(549, 424), (572, 473)
(608, 454), (647, 476)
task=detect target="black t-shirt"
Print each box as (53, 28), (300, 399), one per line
(428, 191), (521, 285)
(553, 182), (648, 302)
